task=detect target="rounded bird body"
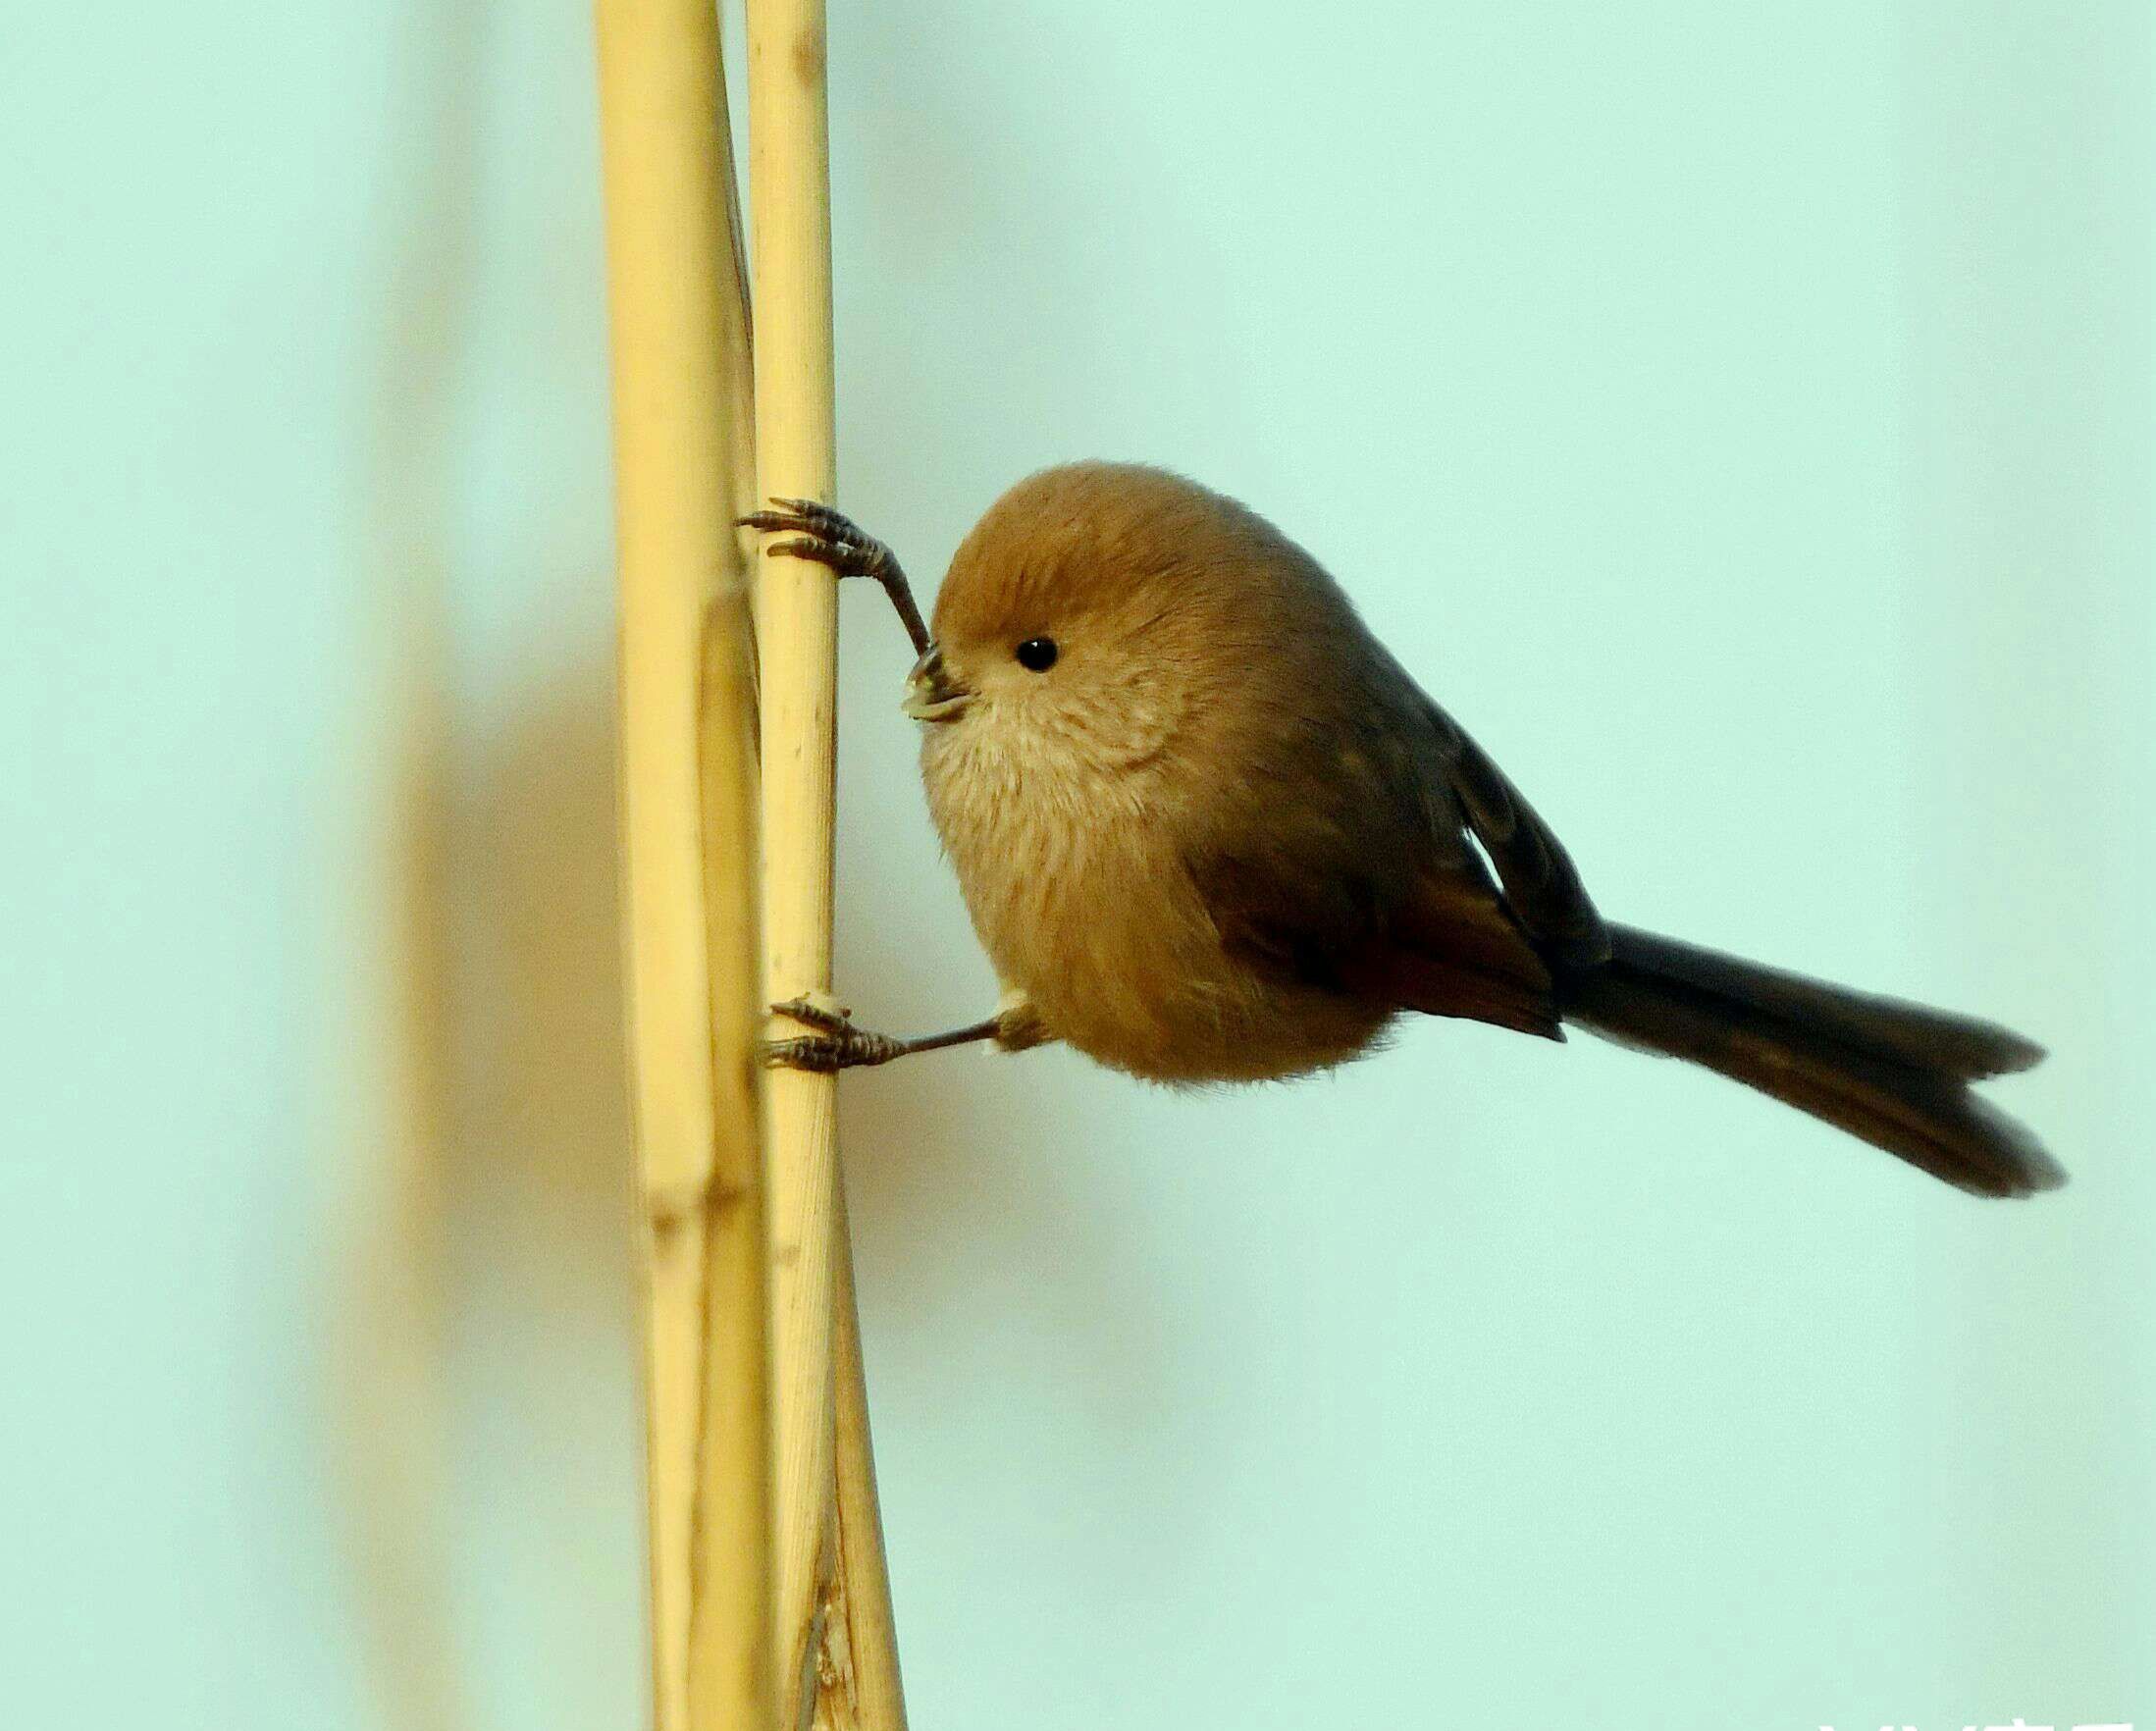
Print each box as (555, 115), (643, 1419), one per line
(745, 468), (2062, 1198)
(922, 463), (1462, 1081)
(920, 461), (1609, 1082)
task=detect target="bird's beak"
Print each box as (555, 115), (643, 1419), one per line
(902, 643), (973, 722)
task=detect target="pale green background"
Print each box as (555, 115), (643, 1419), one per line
(4, 3), (2151, 1728)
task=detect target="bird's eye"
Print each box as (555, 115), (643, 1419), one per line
(1016, 637), (1058, 671)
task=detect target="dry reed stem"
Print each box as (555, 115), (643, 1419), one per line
(594, 3), (770, 1727)
(745, 2), (908, 1725)
(820, 1193), (906, 1727)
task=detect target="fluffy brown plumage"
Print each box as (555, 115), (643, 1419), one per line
(756, 464), (2062, 1197)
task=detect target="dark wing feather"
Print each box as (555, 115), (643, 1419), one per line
(1200, 842), (1566, 1041)
(1420, 697), (1609, 967)
(1191, 712), (1571, 1042)
(1183, 621), (1596, 1042)
(1198, 851), (1381, 995)
(1360, 869), (1565, 1038)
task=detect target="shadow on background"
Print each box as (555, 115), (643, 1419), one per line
(324, 0), (1205, 1623)
(327, 654), (1181, 1729)
(329, 655), (641, 1731)
(328, 0), (1190, 1683)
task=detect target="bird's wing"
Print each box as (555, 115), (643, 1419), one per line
(1188, 686), (1577, 1041)
(1419, 697), (1610, 968)
(1197, 839), (1566, 1041)
(1189, 797), (1394, 998)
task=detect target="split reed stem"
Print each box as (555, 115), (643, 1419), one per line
(594, 3), (769, 1727)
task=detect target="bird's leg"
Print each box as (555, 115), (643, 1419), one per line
(762, 997), (1006, 1074)
(738, 498), (932, 658)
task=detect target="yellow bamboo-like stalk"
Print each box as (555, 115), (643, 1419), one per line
(745, 3), (908, 1725)
(593, 4), (770, 1729)
(822, 1197), (907, 1728)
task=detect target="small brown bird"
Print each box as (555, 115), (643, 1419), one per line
(744, 463), (2061, 1198)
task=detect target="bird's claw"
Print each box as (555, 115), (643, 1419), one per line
(761, 997), (906, 1073)
(738, 498), (895, 582)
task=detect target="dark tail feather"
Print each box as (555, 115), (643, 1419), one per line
(1560, 924), (2063, 1198)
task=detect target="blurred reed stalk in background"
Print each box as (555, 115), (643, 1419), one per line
(597, 0), (905, 1725)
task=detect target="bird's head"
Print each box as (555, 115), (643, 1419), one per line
(911, 461), (1288, 778)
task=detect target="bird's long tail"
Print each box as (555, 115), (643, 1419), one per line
(1558, 923), (2062, 1197)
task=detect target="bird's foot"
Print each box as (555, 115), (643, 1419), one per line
(738, 498), (898, 584)
(738, 498), (932, 656)
(761, 997), (908, 1074)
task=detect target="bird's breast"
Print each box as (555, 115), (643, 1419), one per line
(919, 722), (1391, 1082)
